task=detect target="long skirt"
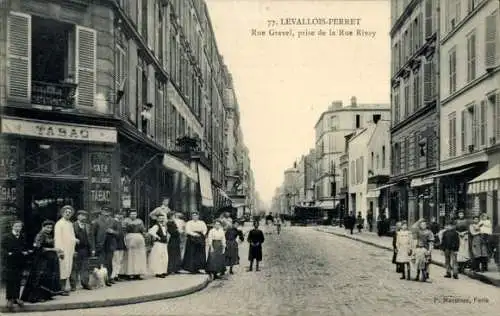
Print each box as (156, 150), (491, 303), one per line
(182, 235), (206, 272)
(414, 248), (428, 271)
(225, 240), (240, 266)
(111, 250), (125, 278)
(21, 251), (61, 303)
(148, 242), (168, 275)
(206, 240), (226, 274)
(457, 233), (471, 263)
(124, 233), (147, 275)
(248, 244), (262, 262)
(396, 247), (411, 263)
(470, 234), (489, 258)
(167, 237), (182, 274)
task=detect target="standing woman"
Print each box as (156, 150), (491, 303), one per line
(396, 221), (412, 280)
(21, 221), (64, 303)
(182, 211), (208, 274)
(166, 212), (182, 274)
(123, 209), (147, 280)
(455, 210), (471, 273)
(206, 220), (227, 279)
(147, 211), (169, 278)
(225, 221), (245, 274)
(392, 222), (402, 273)
(469, 216), (489, 272)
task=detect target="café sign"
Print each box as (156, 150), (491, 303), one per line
(1, 117), (117, 144)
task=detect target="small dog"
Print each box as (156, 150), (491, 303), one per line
(89, 265), (108, 289)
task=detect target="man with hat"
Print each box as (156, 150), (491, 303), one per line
(91, 207), (119, 286)
(70, 210), (94, 291)
(54, 205), (78, 294)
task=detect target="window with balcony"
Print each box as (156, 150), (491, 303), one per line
(467, 31), (477, 82)
(448, 112), (457, 157)
(448, 48), (457, 94)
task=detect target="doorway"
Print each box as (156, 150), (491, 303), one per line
(23, 178), (83, 244)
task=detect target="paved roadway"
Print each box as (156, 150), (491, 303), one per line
(15, 225), (500, 316)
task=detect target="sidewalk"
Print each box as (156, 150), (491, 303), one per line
(315, 225), (500, 287)
(0, 273), (210, 313)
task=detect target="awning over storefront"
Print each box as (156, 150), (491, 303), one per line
(468, 165), (500, 194)
(366, 190), (380, 199)
(427, 166), (474, 179)
(162, 154), (198, 182)
(410, 177), (434, 188)
(373, 183), (396, 191)
(317, 200), (339, 209)
(198, 164), (214, 207)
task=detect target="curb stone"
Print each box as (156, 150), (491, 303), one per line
(0, 275), (211, 313)
(315, 227), (500, 287)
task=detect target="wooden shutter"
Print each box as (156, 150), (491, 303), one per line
(136, 64), (142, 127)
(75, 26), (96, 107)
(472, 105), (478, 149)
(480, 100), (486, 146)
(461, 110), (466, 152)
(496, 93), (500, 141)
(128, 42), (138, 123)
(423, 59), (432, 102)
(448, 115), (453, 157)
(485, 12), (499, 69)
(7, 12), (31, 100)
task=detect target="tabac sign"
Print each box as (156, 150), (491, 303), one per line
(1, 117), (117, 144)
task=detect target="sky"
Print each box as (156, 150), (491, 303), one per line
(205, 0), (391, 206)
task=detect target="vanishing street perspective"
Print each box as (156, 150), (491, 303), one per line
(0, 0), (500, 316)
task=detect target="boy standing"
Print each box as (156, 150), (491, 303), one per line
(441, 221), (460, 279)
(247, 221), (265, 271)
(2, 220), (29, 309)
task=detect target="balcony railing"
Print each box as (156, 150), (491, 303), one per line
(31, 81), (77, 109)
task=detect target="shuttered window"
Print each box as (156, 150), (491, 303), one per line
(75, 26), (96, 107)
(473, 104), (479, 149)
(448, 112), (457, 157)
(448, 48), (457, 94)
(485, 11), (499, 69)
(404, 78), (411, 117)
(461, 110), (466, 153)
(404, 137), (409, 173)
(7, 12), (31, 100)
(414, 132), (420, 168)
(480, 100), (486, 147)
(424, 57), (435, 102)
(413, 69), (421, 111)
(424, 0), (433, 38)
(495, 94), (500, 142)
(128, 42), (138, 124)
(466, 31), (477, 82)
(115, 44), (128, 118)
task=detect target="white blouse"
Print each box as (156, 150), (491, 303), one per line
(148, 224), (168, 241)
(174, 218), (186, 233)
(207, 228), (226, 249)
(185, 220), (208, 236)
(479, 219), (492, 235)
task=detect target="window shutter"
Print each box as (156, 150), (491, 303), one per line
(480, 100), (486, 146)
(461, 110), (466, 152)
(7, 12), (31, 100)
(128, 42), (138, 123)
(75, 26), (96, 107)
(448, 115), (453, 157)
(485, 12), (499, 69)
(496, 93), (500, 141)
(147, 0), (154, 49)
(136, 64), (142, 126)
(423, 59), (432, 102)
(424, 0), (432, 38)
(472, 104), (478, 148)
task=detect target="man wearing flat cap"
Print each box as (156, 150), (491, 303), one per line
(70, 210), (94, 291)
(91, 207), (119, 286)
(54, 205), (79, 294)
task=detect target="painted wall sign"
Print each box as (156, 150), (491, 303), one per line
(0, 182), (16, 204)
(1, 117), (117, 143)
(0, 144), (17, 179)
(89, 152), (113, 208)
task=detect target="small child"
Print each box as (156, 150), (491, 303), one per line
(247, 221), (265, 271)
(395, 221), (412, 280)
(1, 220), (30, 310)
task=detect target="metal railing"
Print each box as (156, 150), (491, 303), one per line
(31, 80), (77, 108)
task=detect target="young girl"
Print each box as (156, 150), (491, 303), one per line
(396, 221), (411, 280)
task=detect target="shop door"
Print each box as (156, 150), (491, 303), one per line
(24, 178), (83, 244)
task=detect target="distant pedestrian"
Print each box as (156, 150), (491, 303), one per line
(111, 211), (126, 281)
(367, 211), (374, 232)
(392, 222), (402, 273)
(93, 207), (120, 285)
(2, 220), (29, 310)
(247, 221), (265, 272)
(123, 209), (147, 280)
(275, 216), (282, 235)
(396, 221), (411, 280)
(225, 221), (244, 274)
(479, 213), (493, 268)
(441, 221), (459, 279)
(356, 212), (364, 233)
(345, 212), (355, 235)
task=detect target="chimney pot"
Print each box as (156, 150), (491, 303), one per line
(351, 96), (357, 107)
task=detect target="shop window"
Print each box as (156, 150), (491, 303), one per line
(25, 142), (83, 175)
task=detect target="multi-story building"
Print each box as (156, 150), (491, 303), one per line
(348, 119), (391, 221)
(283, 165), (300, 215)
(389, 0), (439, 224)
(304, 149), (317, 203)
(296, 156), (306, 204)
(314, 97), (390, 211)
(0, 0), (250, 246)
(437, 0), (500, 226)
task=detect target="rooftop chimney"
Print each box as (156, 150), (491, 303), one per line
(351, 96), (357, 107)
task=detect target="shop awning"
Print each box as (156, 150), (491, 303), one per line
(317, 200), (339, 209)
(427, 166), (474, 179)
(198, 164), (214, 207)
(162, 154), (198, 182)
(468, 165), (500, 194)
(410, 177), (434, 188)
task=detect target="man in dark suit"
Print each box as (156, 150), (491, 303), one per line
(91, 207), (118, 286)
(70, 210), (94, 291)
(1, 220), (30, 309)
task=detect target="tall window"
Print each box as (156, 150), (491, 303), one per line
(382, 146), (386, 168)
(461, 110), (466, 152)
(485, 11), (499, 70)
(413, 69), (421, 111)
(115, 44), (127, 117)
(480, 100), (487, 146)
(448, 112), (457, 157)
(393, 87), (400, 124)
(448, 48), (457, 94)
(446, 0), (461, 32)
(466, 31), (476, 82)
(157, 5), (163, 62)
(371, 152), (374, 170)
(404, 78), (411, 117)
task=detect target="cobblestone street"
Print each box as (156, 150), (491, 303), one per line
(14, 225), (500, 316)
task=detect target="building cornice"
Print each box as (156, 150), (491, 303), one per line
(390, 101), (436, 134)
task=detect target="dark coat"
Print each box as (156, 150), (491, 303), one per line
(92, 216), (119, 253)
(2, 233), (28, 272)
(441, 229), (460, 252)
(73, 222), (94, 256)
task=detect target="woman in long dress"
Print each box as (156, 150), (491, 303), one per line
(21, 221), (64, 303)
(206, 220), (227, 279)
(455, 210), (471, 273)
(123, 209), (147, 280)
(166, 213), (182, 274)
(182, 212), (208, 273)
(395, 221), (412, 280)
(147, 211), (169, 278)
(225, 221), (244, 274)
(469, 216), (489, 272)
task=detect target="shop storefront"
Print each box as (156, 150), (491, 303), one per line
(390, 181), (408, 223)
(410, 177), (435, 223)
(0, 116), (118, 244)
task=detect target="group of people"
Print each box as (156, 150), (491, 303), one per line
(391, 211), (494, 283)
(343, 212), (364, 235)
(2, 196), (267, 310)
